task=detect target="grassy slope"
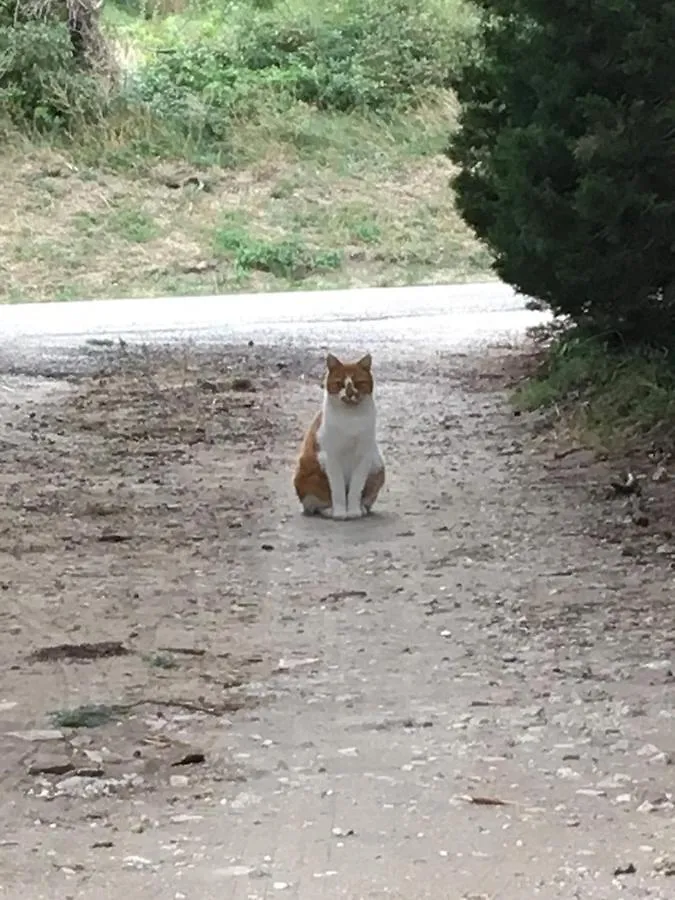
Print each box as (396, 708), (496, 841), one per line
(1, 103), (492, 302)
(1, 3), (493, 303)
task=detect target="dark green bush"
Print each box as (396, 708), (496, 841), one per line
(0, 0), (113, 132)
(448, 0), (675, 348)
(0, 21), (107, 129)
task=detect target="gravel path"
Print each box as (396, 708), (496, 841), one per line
(0, 340), (673, 900)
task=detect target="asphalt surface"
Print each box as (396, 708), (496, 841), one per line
(0, 282), (549, 360)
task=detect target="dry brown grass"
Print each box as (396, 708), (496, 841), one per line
(1, 105), (494, 302)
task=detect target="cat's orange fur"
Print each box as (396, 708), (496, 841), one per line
(294, 353), (385, 518)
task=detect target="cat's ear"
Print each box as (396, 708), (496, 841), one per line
(326, 353), (342, 370)
(357, 353), (372, 370)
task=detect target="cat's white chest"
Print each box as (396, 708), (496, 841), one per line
(317, 398), (378, 478)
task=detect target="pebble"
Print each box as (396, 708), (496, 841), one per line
(249, 865), (272, 879)
(276, 657), (319, 672)
(123, 856), (155, 870)
(50, 773), (144, 800)
(637, 795), (674, 813)
(653, 856), (675, 876)
(597, 773), (631, 789)
(556, 767), (581, 780)
(230, 792), (261, 810)
(648, 751), (672, 766)
(56, 776), (87, 794)
(637, 743), (661, 757)
(642, 660), (672, 671)
(170, 775), (189, 788)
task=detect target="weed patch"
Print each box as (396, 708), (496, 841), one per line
(214, 224), (342, 280)
(513, 330), (675, 452)
(52, 704), (124, 728)
(107, 206), (161, 243)
(145, 653), (178, 669)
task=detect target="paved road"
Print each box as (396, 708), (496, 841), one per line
(0, 282), (548, 357)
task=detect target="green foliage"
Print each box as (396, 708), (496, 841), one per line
(131, 0), (477, 131)
(513, 328), (675, 446)
(448, 0), (675, 348)
(145, 652), (178, 668)
(130, 40), (236, 139)
(1, 0), (476, 153)
(0, 21), (106, 130)
(52, 703), (122, 728)
(351, 219), (381, 244)
(107, 206), (161, 242)
(214, 224), (342, 280)
(235, 0), (469, 112)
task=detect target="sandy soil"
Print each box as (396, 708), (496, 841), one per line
(0, 341), (673, 900)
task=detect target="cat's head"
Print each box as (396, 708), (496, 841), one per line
(324, 353), (373, 406)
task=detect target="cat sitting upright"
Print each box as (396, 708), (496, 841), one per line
(294, 352), (385, 519)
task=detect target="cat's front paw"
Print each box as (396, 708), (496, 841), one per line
(332, 505), (348, 521)
(345, 506), (365, 520)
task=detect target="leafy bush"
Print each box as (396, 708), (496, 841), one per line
(133, 0), (477, 127)
(130, 40), (237, 139)
(0, 21), (109, 129)
(448, 0), (675, 348)
(0, 0), (111, 131)
(236, 0), (470, 112)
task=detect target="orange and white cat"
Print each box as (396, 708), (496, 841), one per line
(294, 352), (385, 519)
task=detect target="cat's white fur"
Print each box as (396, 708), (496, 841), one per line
(316, 382), (383, 520)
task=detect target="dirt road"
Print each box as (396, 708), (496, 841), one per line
(0, 339), (673, 900)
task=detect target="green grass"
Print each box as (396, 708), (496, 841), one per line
(107, 206), (162, 243)
(145, 652), (178, 669)
(513, 330), (675, 451)
(0, 0), (493, 302)
(1, 101), (493, 301)
(52, 704), (123, 728)
(214, 224), (342, 280)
